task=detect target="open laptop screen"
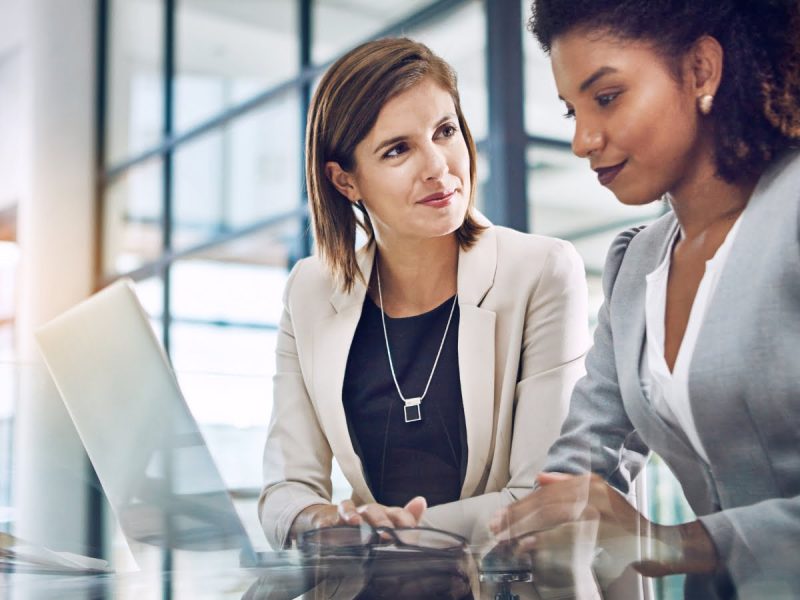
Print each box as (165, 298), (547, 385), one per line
(35, 279), (256, 559)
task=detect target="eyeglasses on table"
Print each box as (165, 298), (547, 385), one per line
(299, 524), (468, 558)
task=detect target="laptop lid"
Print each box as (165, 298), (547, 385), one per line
(35, 279), (258, 563)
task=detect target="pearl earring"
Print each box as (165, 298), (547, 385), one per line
(698, 94), (714, 115)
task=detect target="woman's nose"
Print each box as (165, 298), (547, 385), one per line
(422, 144), (448, 181)
(572, 117), (604, 159)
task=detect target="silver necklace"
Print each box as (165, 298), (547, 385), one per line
(375, 260), (457, 423)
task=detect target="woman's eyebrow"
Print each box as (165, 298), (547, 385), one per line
(558, 66), (619, 102)
(373, 135), (406, 155)
(579, 66), (618, 92)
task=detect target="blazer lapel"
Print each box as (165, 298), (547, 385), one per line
(457, 226), (498, 498)
(312, 245), (376, 503)
(614, 216), (700, 460)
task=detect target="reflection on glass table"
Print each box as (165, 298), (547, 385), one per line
(0, 359), (618, 599)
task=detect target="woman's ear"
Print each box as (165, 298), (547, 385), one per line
(325, 161), (360, 203)
(689, 35), (723, 97)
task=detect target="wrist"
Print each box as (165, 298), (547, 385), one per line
(633, 523), (683, 577)
(676, 520), (719, 575)
(290, 504), (337, 542)
(634, 521), (718, 577)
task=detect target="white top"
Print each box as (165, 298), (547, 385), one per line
(641, 213), (744, 463)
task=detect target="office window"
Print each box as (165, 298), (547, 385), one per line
(409, 0), (487, 141)
(522, 17), (571, 143)
(312, 0), (437, 64)
(171, 91), (301, 251)
(106, 0), (165, 167)
(175, 0), (298, 132)
(165, 225), (293, 492)
(223, 95), (302, 228)
(102, 158), (164, 278)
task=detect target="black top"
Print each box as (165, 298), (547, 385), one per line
(342, 294), (467, 508)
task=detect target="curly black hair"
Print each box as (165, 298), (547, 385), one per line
(529, 0), (800, 183)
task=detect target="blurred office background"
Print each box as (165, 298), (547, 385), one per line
(1, 0), (688, 598)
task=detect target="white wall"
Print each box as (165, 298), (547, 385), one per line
(0, 0), (23, 212)
(11, 0), (97, 556)
(16, 0), (96, 358)
(0, 0), (23, 55)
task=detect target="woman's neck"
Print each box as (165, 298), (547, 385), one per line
(370, 234), (459, 318)
(669, 168), (758, 242)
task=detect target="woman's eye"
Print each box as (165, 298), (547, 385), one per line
(441, 124), (458, 137)
(562, 106), (575, 120)
(434, 123), (459, 140)
(596, 92), (620, 107)
(384, 142), (409, 158)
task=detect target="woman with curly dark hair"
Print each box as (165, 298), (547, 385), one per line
(490, 1), (800, 598)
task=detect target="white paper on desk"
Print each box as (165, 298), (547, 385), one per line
(0, 532), (112, 572)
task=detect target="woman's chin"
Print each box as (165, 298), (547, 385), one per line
(613, 189), (665, 207)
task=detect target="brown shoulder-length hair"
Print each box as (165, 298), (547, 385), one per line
(306, 37), (486, 293)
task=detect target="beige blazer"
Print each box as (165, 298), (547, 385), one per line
(258, 223), (590, 549)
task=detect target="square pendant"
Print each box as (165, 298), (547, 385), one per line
(403, 397), (422, 423)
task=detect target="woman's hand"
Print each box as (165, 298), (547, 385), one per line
(488, 472), (718, 579)
(291, 496), (428, 541)
(338, 496), (427, 529)
(290, 504), (344, 541)
(491, 472), (646, 536)
(488, 473), (666, 580)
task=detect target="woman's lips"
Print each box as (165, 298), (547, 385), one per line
(594, 161), (627, 186)
(418, 190), (455, 208)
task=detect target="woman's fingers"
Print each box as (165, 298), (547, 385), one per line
(336, 498), (428, 529)
(490, 477), (591, 539)
(490, 472), (612, 538)
(537, 471), (574, 485)
(356, 503), (395, 529)
(403, 496), (427, 524)
(493, 499), (588, 542)
(337, 499), (361, 525)
(385, 506), (418, 528)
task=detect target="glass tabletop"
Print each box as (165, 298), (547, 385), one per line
(0, 361), (609, 599)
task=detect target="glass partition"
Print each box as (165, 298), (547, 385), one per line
(312, 0), (437, 64)
(106, 0), (165, 166)
(175, 0), (298, 132)
(102, 158), (164, 278)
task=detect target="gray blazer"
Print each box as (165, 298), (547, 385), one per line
(544, 150), (800, 599)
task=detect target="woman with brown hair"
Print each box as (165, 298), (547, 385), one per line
(492, 1), (800, 597)
(258, 37), (589, 550)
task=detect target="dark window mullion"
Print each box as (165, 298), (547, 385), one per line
(88, 0), (110, 571)
(162, 0), (176, 356)
(160, 2), (176, 599)
(296, 0), (313, 265)
(485, 0), (527, 230)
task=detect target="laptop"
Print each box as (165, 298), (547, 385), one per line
(35, 279), (284, 568)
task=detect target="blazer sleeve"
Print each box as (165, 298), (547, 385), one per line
(699, 496), (800, 595)
(421, 239), (590, 542)
(543, 227), (650, 493)
(258, 261), (334, 549)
